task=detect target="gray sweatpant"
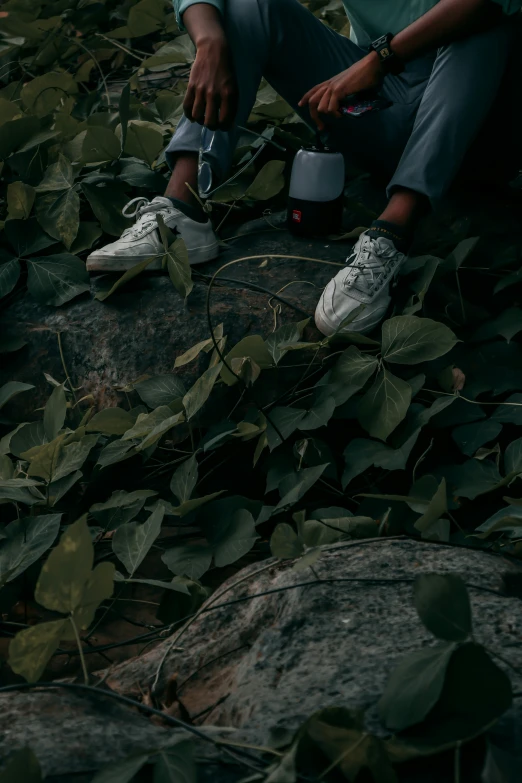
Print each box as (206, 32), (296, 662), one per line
(165, 0), (515, 204)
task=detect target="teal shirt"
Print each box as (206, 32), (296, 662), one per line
(174, 0), (521, 41)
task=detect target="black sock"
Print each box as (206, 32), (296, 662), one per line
(367, 220), (412, 253)
(166, 196), (207, 224)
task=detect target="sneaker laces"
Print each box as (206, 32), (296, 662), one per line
(121, 197), (174, 238)
(343, 234), (403, 298)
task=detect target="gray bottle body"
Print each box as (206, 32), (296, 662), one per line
(288, 147), (345, 236)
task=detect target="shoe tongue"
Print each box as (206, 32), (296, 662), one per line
(147, 196), (174, 211)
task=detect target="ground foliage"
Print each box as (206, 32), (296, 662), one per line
(0, 0), (522, 781)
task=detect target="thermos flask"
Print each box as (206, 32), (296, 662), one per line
(287, 145), (345, 236)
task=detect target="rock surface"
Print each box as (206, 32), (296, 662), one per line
(1, 181), (521, 417)
(1, 539), (521, 780)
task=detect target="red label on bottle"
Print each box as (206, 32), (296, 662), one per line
(292, 210), (302, 223)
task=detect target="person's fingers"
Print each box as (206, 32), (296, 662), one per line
(327, 89), (342, 117)
(317, 87), (333, 116)
(299, 81), (327, 107)
(218, 86), (237, 129)
(183, 84), (196, 122)
(204, 88), (220, 130)
(308, 93), (326, 131)
(191, 87), (206, 125)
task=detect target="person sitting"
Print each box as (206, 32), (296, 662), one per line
(87, 0), (520, 335)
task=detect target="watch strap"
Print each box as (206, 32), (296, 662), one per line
(369, 33), (405, 76)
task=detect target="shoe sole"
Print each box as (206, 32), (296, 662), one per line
(86, 242), (219, 273)
(314, 301), (385, 337)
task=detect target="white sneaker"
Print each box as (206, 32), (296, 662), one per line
(315, 231), (406, 336)
(86, 196), (219, 272)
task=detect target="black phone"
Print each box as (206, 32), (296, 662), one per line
(339, 92), (393, 117)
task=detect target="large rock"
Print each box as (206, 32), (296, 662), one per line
(2, 539), (521, 781)
(1, 181), (521, 417)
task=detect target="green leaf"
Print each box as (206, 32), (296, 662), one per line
(270, 523), (305, 559)
(122, 406), (174, 441)
(473, 505), (522, 539)
(266, 319), (310, 365)
(21, 72), (78, 116)
(90, 490), (158, 532)
(0, 748), (42, 783)
(96, 439), (137, 469)
(0, 514), (61, 584)
(71, 560), (115, 630)
(110, 0), (168, 38)
(36, 188), (80, 250)
(124, 123), (164, 167)
(94, 256), (158, 301)
(27, 254), (90, 306)
(275, 464), (329, 512)
(266, 407), (307, 450)
(422, 642), (512, 744)
(35, 154), (74, 192)
(183, 363), (222, 420)
(86, 408), (136, 436)
(162, 544), (213, 580)
(119, 82), (131, 153)
(166, 237), (193, 299)
(170, 455), (198, 504)
(298, 396), (336, 431)
(444, 237), (479, 270)
(7, 181), (35, 219)
(143, 35), (195, 67)
(112, 505), (165, 576)
(342, 432), (419, 489)
(43, 383), (66, 441)
(47, 470), (82, 507)
(207, 508), (258, 568)
(8, 619), (68, 683)
(505, 437), (522, 477)
(358, 369), (412, 441)
(414, 479), (447, 536)
(0, 381), (34, 410)
(326, 345), (379, 404)
(90, 753), (150, 783)
(491, 394), (522, 426)
(472, 307), (522, 344)
(135, 375), (185, 408)
(137, 411), (184, 450)
(82, 126), (121, 164)
(245, 160), (286, 200)
(414, 573), (472, 642)
(378, 643), (456, 731)
(449, 459), (503, 500)
(52, 434), (99, 482)
(35, 517), (95, 614)
(0, 258), (21, 298)
(451, 420), (502, 457)
(25, 435), (67, 483)
(82, 182), (132, 237)
(382, 316), (458, 365)
(174, 334), (216, 368)
(222, 336), (273, 386)
(168, 492), (225, 518)
(153, 742), (196, 783)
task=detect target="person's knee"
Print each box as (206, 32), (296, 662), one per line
(224, 0), (288, 26)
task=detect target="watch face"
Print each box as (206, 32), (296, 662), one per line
(379, 46), (390, 58)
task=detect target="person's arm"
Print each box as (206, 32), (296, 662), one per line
(181, 3), (238, 130)
(300, 0), (504, 130)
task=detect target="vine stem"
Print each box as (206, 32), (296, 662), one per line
(454, 741), (461, 783)
(69, 616), (89, 685)
(151, 560), (276, 695)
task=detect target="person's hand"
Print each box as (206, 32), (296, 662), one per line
(183, 37), (238, 131)
(299, 52), (384, 130)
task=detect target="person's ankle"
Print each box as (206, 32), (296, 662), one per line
(165, 196), (207, 224)
(367, 219), (412, 254)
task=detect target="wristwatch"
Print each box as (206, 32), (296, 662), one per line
(368, 33), (405, 76)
